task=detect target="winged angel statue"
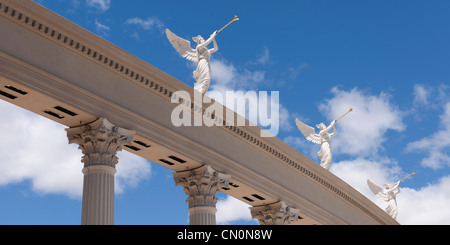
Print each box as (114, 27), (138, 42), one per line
(295, 119), (337, 170)
(367, 179), (400, 219)
(166, 29), (218, 95)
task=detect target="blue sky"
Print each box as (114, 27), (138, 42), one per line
(1, 0), (450, 224)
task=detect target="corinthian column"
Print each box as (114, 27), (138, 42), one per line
(172, 165), (231, 225)
(250, 201), (299, 225)
(66, 117), (135, 225)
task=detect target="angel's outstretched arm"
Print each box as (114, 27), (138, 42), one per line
(325, 120), (337, 132)
(387, 181), (401, 193)
(330, 124), (337, 137)
(197, 31), (217, 50)
(209, 37), (218, 53)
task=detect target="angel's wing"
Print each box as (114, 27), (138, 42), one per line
(367, 179), (382, 195)
(166, 29), (197, 62)
(295, 118), (321, 144)
(367, 179), (389, 201)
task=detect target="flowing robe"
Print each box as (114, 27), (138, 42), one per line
(318, 131), (332, 170)
(193, 47), (211, 94)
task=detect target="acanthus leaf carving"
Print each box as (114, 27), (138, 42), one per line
(66, 117), (135, 168)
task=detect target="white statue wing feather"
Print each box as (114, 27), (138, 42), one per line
(295, 118), (321, 144)
(367, 179), (382, 195)
(166, 29), (197, 62)
(367, 179), (389, 201)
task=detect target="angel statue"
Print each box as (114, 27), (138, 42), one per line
(295, 118), (337, 170)
(367, 179), (401, 219)
(166, 29), (218, 95)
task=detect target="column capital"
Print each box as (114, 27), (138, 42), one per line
(66, 117), (135, 168)
(173, 165), (231, 208)
(250, 201), (300, 225)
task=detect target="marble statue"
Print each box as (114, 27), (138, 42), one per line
(166, 29), (218, 95)
(295, 118), (337, 170)
(367, 179), (400, 219)
(294, 108), (352, 170)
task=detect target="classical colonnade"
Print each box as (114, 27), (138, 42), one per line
(67, 117), (299, 225)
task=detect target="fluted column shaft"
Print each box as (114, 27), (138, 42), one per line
(66, 117), (135, 225)
(81, 165), (116, 225)
(173, 165), (231, 225)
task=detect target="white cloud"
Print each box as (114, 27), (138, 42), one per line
(86, 0), (111, 12)
(209, 59), (238, 90)
(406, 102), (450, 169)
(115, 151), (151, 194)
(257, 46), (270, 65)
(0, 101), (82, 197)
(216, 195), (256, 224)
(318, 87), (405, 157)
(248, 46), (270, 65)
(62, 0), (81, 13)
(397, 175), (450, 225)
(278, 104), (292, 131)
(210, 59), (266, 92)
(0, 100), (150, 198)
(287, 63), (310, 80)
(125, 17), (164, 31)
(413, 84), (431, 106)
(125, 17), (165, 40)
(94, 20), (110, 36)
(207, 58), (291, 136)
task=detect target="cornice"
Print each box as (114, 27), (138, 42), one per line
(0, 0), (182, 101)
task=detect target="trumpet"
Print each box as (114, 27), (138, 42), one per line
(399, 171), (415, 183)
(336, 108), (354, 122)
(217, 15), (239, 34)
